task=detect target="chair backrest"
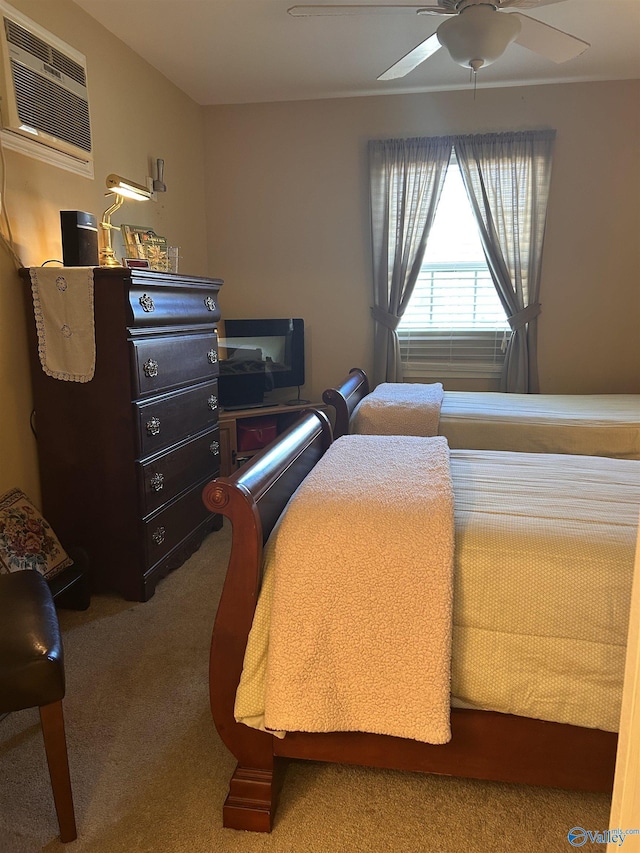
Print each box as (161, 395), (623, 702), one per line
(0, 569), (64, 713)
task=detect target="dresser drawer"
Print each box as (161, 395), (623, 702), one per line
(139, 427), (220, 515)
(143, 481), (214, 570)
(135, 380), (219, 457)
(129, 277), (221, 329)
(132, 331), (219, 397)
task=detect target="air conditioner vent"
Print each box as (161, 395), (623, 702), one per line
(5, 19), (87, 87)
(5, 18), (48, 62)
(51, 48), (86, 86)
(11, 61), (91, 152)
(0, 1), (93, 170)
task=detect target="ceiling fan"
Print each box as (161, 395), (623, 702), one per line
(287, 0), (590, 80)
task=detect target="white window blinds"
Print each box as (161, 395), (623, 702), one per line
(397, 151), (510, 378)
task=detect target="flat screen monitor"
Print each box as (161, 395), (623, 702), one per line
(217, 318), (304, 409)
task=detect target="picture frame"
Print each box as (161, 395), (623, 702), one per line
(120, 224), (170, 272)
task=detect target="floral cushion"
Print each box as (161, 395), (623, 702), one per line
(0, 488), (73, 579)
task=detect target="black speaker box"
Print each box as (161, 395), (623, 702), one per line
(60, 210), (99, 267)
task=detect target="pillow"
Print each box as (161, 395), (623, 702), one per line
(0, 488), (73, 579)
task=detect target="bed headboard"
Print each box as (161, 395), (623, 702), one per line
(322, 367), (370, 438)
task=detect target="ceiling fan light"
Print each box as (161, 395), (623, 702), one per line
(437, 5), (522, 69)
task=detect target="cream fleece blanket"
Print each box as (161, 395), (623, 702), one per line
(352, 382), (444, 436)
(247, 434), (455, 744)
(29, 267), (96, 382)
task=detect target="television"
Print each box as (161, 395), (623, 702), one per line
(217, 318), (305, 409)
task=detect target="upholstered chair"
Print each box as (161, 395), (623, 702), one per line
(0, 569), (77, 842)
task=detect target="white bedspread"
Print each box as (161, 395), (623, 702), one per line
(440, 392), (640, 459)
(448, 450), (639, 731)
(235, 448), (640, 735)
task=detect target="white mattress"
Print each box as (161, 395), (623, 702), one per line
(235, 449), (640, 735)
(439, 392), (640, 459)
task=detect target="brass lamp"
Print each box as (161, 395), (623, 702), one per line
(99, 174), (152, 267)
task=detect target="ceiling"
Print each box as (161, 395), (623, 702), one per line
(72, 0), (640, 105)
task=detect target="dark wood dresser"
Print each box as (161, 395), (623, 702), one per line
(21, 268), (223, 601)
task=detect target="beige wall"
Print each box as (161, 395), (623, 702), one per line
(1, 1), (638, 502)
(203, 80), (640, 403)
(0, 0), (209, 499)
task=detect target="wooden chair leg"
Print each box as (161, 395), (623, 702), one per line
(39, 700), (77, 843)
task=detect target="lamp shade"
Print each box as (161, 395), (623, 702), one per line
(105, 174), (152, 201)
(437, 6), (522, 71)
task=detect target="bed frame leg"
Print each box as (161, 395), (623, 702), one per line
(223, 762), (281, 832)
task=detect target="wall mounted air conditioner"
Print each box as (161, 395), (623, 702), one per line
(0, 0), (93, 172)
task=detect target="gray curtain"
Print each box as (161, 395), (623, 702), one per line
(369, 137), (452, 386)
(454, 130), (556, 393)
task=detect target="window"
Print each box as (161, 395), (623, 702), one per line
(398, 152), (510, 379)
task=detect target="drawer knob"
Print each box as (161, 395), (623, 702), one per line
(139, 293), (155, 313)
(208, 395), (218, 410)
(152, 526), (166, 546)
(204, 296), (216, 312)
(149, 472), (165, 492)
(207, 348), (218, 364)
(146, 417), (161, 436)
(209, 440), (220, 456)
(143, 358), (159, 378)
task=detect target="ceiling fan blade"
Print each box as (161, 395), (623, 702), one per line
(513, 13), (590, 62)
(287, 5), (446, 16)
(497, 0), (568, 8)
(378, 32), (441, 80)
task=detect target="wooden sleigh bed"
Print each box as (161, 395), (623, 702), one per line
(323, 367), (640, 458)
(201, 409), (638, 833)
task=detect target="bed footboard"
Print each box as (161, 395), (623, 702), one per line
(322, 367), (369, 438)
(202, 409), (333, 830)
